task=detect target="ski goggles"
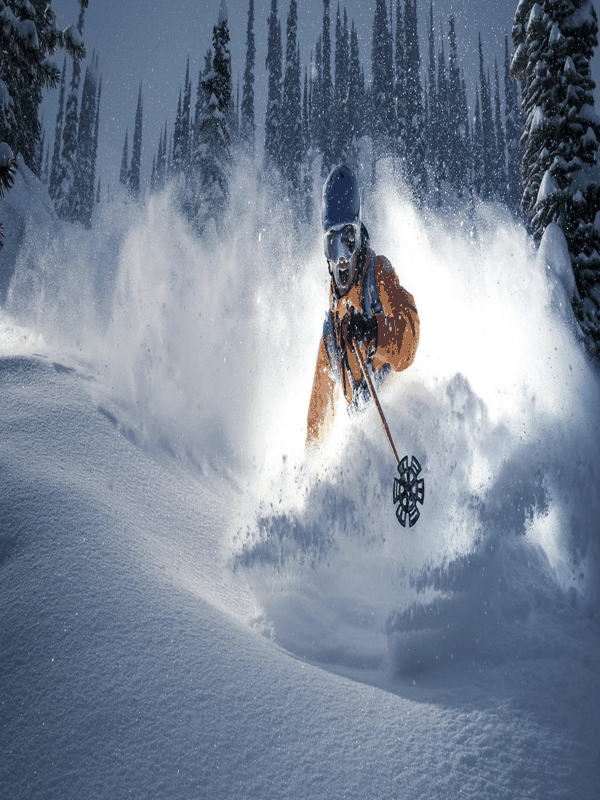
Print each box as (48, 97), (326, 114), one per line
(324, 223), (360, 263)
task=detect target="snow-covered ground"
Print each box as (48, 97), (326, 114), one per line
(1, 162), (600, 799)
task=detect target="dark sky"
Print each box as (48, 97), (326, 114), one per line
(43, 0), (598, 192)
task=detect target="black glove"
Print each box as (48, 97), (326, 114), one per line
(340, 307), (378, 355)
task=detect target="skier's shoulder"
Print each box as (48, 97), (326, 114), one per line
(369, 248), (400, 289)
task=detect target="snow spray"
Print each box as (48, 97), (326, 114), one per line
(3, 159), (600, 675)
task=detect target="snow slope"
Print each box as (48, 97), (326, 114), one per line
(1, 163), (600, 798)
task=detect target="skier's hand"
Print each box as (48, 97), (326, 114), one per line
(340, 306), (378, 356)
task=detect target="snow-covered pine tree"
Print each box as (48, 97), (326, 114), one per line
(172, 88), (184, 178)
(71, 59), (98, 227)
(0, 141), (16, 249)
(512, 0), (600, 357)
(395, 0), (407, 162)
(405, 0), (427, 199)
(53, 3), (86, 219)
(128, 83), (143, 198)
(434, 28), (451, 202)
(478, 35), (495, 198)
(320, 0), (334, 174)
(191, 0), (232, 232)
(302, 65), (309, 153)
(310, 37), (323, 156)
(371, 0), (394, 159)
(447, 16), (468, 196)
(91, 70), (101, 209)
(240, 0), (256, 152)
(332, 5), (350, 165)
(70, 57), (98, 228)
(426, 2), (438, 178)
(504, 31), (524, 213)
(0, 0), (86, 174)
(347, 19), (364, 160)
(472, 85), (484, 195)
(280, 0), (302, 196)
(492, 59), (508, 203)
(154, 121), (167, 192)
(264, 0), (282, 174)
(119, 130), (128, 186)
(185, 48), (212, 217)
(181, 58), (191, 171)
(48, 57), (67, 200)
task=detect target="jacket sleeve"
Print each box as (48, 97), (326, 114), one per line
(306, 334), (337, 450)
(372, 256), (419, 373)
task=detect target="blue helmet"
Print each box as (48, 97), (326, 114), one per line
(322, 164), (362, 296)
(322, 164), (361, 234)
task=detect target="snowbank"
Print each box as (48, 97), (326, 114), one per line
(1, 164), (600, 799)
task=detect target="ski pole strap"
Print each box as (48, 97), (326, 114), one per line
(323, 310), (342, 386)
(362, 249), (383, 318)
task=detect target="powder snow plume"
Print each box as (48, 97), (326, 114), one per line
(3, 159), (600, 676)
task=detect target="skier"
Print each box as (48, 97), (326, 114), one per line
(306, 164), (419, 449)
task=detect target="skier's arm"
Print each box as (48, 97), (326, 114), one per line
(372, 257), (419, 372)
(306, 335), (337, 450)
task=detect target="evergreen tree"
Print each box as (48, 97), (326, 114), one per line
(504, 31), (523, 214)
(54, 4), (86, 219)
(119, 129), (129, 186)
(150, 155), (156, 193)
(426, 2), (438, 172)
(472, 85), (484, 195)
(191, 1), (232, 231)
(434, 29), (450, 201)
(311, 37), (323, 154)
(347, 19), (364, 158)
(191, 49), (212, 182)
(240, 0), (256, 151)
(394, 0), (407, 160)
(0, 0), (87, 174)
(72, 58), (98, 226)
(181, 58), (192, 170)
(371, 0), (394, 158)
(280, 0), (302, 193)
(49, 56), (67, 200)
(492, 59), (508, 202)
(0, 142), (16, 250)
(447, 16), (467, 195)
(512, 0), (600, 357)
(302, 65), (309, 154)
(155, 121), (168, 191)
(129, 83), (143, 198)
(478, 34), (495, 198)
(320, 0), (334, 173)
(332, 4), (350, 164)
(172, 88), (184, 176)
(405, 0), (427, 198)
(264, 0), (282, 173)
(91, 71), (101, 211)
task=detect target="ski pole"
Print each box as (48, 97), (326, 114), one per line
(351, 336), (425, 528)
(351, 336), (400, 466)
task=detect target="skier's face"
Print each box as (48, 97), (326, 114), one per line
(325, 224), (360, 296)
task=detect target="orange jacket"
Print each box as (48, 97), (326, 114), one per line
(306, 248), (419, 449)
